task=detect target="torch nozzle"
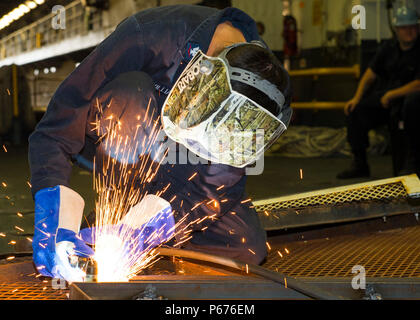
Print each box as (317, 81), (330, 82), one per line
(69, 255), (98, 282)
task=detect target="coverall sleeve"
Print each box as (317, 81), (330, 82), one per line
(369, 41), (389, 77)
(29, 16), (150, 196)
(416, 60), (420, 80)
(168, 163), (248, 233)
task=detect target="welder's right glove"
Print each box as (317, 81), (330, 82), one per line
(120, 194), (175, 250)
(33, 185), (94, 282)
(79, 195), (175, 256)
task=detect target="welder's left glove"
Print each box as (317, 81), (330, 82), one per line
(33, 186), (94, 282)
(80, 195), (175, 256)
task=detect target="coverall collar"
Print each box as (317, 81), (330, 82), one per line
(182, 7), (261, 63)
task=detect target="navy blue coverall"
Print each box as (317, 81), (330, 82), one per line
(28, 5), (268, 264)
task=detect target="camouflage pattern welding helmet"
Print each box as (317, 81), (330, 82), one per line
(161, 42), (291, 168)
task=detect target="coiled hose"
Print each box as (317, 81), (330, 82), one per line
(157, 247), (346, 300)
(266, 126), (387, 158)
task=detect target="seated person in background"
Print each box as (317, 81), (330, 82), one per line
(337, 6), (420, 179)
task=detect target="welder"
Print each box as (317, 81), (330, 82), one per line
(28, 5), (292, 281)
(337, 6), (420, 179)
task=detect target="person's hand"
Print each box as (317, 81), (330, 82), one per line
(33, 186), (94, 282)
(79, 195), (174, 257)
(380, 91), (394, 108)
(344, 97), (360, 116)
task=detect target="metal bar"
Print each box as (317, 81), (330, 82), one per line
(12, 64), (19, 117)
(69, 283), (92, 300)
(70, 276), (314, 300)
(401, 175), (420, 198)
(289, 64), (360, 78)
(291, 101), (346, 109)
(32, 106), (47, 113)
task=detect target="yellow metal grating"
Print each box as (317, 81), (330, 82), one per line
(264, 225), (420, 278)
(255, 182), (407, 212)
(0, 281), (68, 300)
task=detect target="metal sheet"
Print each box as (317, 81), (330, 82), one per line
(69, 276), (313, 300)
(69, 276), (420, 300)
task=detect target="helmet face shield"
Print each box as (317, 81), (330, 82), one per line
(164, 55), (230, 129)
(162, 48), (288, 168)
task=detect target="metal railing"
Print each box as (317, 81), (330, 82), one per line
(288, 64), (360, 79)
(289, 64), (360, 110)
(0, 0), (104, 60)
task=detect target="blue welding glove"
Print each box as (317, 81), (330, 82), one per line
(33, 185), (94, 282)
(79, 195), (175, 255)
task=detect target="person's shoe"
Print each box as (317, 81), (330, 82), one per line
(337, 162), (370, 179)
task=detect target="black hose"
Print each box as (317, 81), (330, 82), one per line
(157, 247), (347, 300)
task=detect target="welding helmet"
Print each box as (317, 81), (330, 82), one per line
(393, 6), (419, 27)
(161, 42), (291, 168)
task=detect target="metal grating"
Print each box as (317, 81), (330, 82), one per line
(255, 182), (407, 212)
(264, 225), (420, 278)
(0, 281), (68, 300)
(0, 257), (69, 300)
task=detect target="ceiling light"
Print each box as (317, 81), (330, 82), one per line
(10, 9), (20, 20)
(0, 0), (45, 31)
(16, 8), (25, 18)
(26, 1), (37, 9)
(19, 4), (30, 14)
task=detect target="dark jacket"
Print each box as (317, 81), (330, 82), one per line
(369, 37), (420, 90)
(28, 5), (262, 230)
